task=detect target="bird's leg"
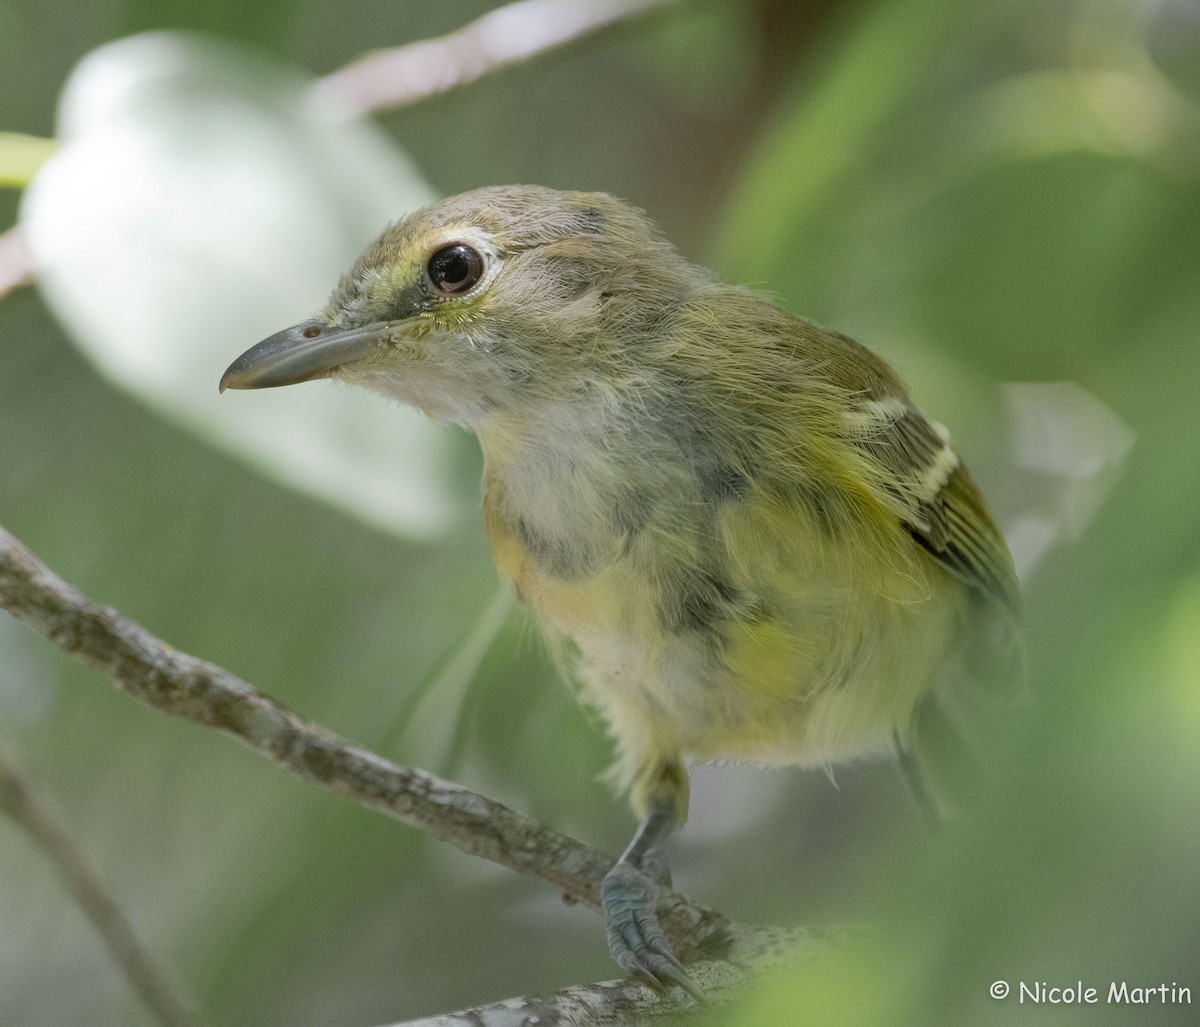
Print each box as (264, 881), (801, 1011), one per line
(600, 759), (701, 999)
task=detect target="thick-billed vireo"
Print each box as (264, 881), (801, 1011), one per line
(221, 185), (1019, 995)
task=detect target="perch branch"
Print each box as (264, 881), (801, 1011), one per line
(0, 522), (729, 959)
(388, 924), (821, 1026)
(0, 520), (831, 1018)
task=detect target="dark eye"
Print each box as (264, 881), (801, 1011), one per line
(427, 243), (484, 295)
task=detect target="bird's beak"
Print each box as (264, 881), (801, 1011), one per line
(219, 318), (388, 392)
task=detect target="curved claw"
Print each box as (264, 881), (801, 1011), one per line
(601, 862), (704, 1003)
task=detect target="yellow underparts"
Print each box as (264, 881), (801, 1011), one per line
(485, 467), (965, 821)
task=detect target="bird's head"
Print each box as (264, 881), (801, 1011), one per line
(220, 185), (706, 427)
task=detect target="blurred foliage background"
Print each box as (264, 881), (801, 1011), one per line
(2, 0), (1198, 1024)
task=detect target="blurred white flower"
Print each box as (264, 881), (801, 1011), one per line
(21, 32), (468, 538)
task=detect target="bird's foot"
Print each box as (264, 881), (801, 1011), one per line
(600, 861), (702, 1001)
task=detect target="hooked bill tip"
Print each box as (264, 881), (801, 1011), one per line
(218, 318), (387, 393)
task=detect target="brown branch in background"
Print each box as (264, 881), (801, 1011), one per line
(3, 1), (679, 299)
(0, 227), (33, 301)
(0, 746), (206, 1027)
(314, 0), (678, 114)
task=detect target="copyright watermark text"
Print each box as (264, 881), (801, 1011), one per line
(988, 980), (1192, 1006)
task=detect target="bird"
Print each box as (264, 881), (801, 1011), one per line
(220, 184), (1019, 996)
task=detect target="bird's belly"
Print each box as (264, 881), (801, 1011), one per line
(489, 479), (963, 771)
(545, 571), (961, 770)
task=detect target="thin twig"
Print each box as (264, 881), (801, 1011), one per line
(0, 523), (727, 961)
(0, 745), (206, 1027)
(313, 0), (678, 114)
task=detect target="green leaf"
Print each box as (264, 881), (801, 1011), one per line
(713, 0), (980, 286)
